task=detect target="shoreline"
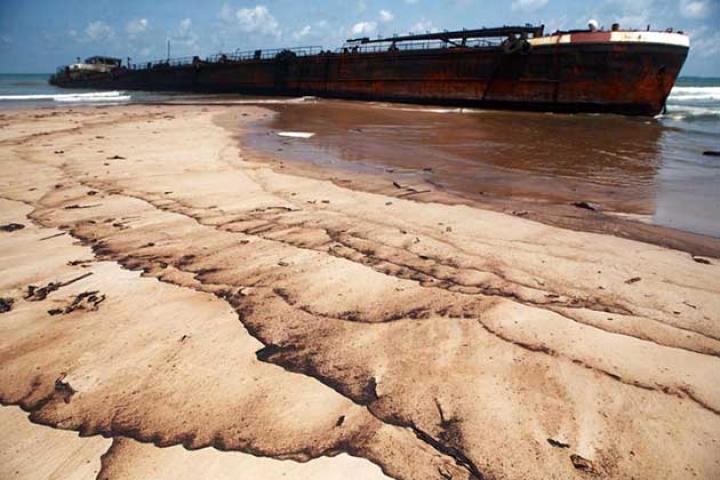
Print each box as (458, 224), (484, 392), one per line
(221, 104), (720, 258)
(1, 104), (719, 479)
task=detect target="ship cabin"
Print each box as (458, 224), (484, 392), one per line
(85, 56), (122, 67)
(65, 56), (122, 74)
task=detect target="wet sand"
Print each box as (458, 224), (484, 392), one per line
(1, 105), (719, 480)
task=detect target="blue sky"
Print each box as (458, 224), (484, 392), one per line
(0, 0), (718, 75)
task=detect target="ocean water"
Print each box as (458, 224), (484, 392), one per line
(666, 77), (720, 121)
(653, 77), (720, 236)
(244, 77), (720, 238)
(0, 73), (132, 107)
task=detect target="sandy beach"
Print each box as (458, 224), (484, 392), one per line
(1, 104), (719, 479)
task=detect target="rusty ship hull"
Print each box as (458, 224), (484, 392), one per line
(50, 27), (690, 116)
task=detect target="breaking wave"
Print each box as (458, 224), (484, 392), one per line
(663, 86), (720, 121)
(0, 91), (130, 103)
(669, 86), (720, 102)
(659, 105), (720, 121)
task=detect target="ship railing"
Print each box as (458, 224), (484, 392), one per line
(128, 56), (199, 70)
(127, 46), (325, 71)
(336, 38), (500, 54)
(125, 39), (506, 71)
(206, 46), (323, 63)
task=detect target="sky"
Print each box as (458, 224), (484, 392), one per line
(0, 0), (718, 76)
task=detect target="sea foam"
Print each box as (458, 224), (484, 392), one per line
(0, 91), (130, 102)
(668, 86), (720, 102)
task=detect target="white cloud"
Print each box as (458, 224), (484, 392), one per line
(125, 18), (151, 59)
(688, 26), (720, 58)
(85, 21), (114, 42)
(588, 0), (656, 29)
(350, 21), (377, 36)
(70, 21), (114, 43)
(289, 20), (342, 45)
(170, 18), (199, 51)
(680, 0), (710, 19)
(126, 18), (148, 37)
(179, 18), (192, 33)
(223, 4), (281, 38)
(409, 19), (437, 34)
(220, 3), (234, 22)
(379, 10), (394, 22)
(544, 15), (569, 33)
(293, 25), (312, 40)
(511, 0), (549, 11)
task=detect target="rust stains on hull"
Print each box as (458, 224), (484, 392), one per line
(51, 43), (688, 116)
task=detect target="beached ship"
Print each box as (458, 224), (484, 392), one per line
(50, 23), (689, 116)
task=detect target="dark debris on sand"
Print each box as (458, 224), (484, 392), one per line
(48, 290), (106, 316)
(692, 256), (712, 265)
(570, 454), (596, 473)
(572, 201), (600, 212)
(25, 272), (94, 301)
(0, 223), (25, 232)
(547, 438), (570, 449)
(54, 375), (76, 403)
(0, 297), (14, 314)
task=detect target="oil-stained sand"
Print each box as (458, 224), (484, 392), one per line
(0, 105), (719, 479)
(0, 406), (389, 480)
